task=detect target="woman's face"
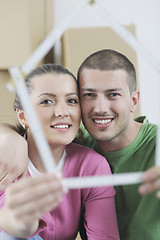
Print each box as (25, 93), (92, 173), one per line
(24, 73), (81, 147)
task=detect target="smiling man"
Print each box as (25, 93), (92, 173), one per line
(77, 49), (160, 240)
(79, 68), (140, 150)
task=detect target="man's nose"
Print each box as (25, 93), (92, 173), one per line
(93, 95), (109, 114)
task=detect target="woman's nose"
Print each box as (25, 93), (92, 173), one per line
(54, 104), (69, 118)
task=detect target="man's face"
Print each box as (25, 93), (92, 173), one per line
(79, 69), (137, 144)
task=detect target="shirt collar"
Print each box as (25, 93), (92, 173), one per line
(28, 150), (66, 176)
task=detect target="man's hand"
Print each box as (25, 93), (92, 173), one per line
(138, 166), (160, 199)
(0, 124), (28, 191)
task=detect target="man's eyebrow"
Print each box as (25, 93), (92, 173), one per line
(81, 88), (97, 92)
(105, 88), (123, 92)
(81, 88), (123, 92)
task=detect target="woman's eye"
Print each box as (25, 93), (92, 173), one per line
(68, 98), (78, 104)
(40, 99), (53, 105)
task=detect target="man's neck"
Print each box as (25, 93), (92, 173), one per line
(97, 121), (142, 152)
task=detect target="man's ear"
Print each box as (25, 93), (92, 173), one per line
(130, 90), (140, 113)
(16, 109), (29, 130)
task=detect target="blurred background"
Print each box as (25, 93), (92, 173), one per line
(0, 0), (160, 126)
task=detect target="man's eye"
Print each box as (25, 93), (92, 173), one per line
(40, 99), (53, 105)
(109, 93), (119, 97)
(83, 93), (95, 97)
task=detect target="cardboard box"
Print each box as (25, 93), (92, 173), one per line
(0, 70), (16, 124)
(0, 0), (54, 69)
(0, 0), (54, 124)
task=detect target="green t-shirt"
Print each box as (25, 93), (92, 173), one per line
(79, 116), (160, 240)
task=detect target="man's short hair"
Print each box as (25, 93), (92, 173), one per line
(77, 49), (137, 93)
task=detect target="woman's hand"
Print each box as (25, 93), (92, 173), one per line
(0, 124), (28, 191)
(0, 172), (66, 237)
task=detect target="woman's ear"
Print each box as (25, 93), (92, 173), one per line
(130, 90), (140, 113)
(16, 109), (29, 130)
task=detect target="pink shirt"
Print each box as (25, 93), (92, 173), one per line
(0, 143), (119, 240)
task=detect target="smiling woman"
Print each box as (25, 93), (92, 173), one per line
(0, 64), (119, 240)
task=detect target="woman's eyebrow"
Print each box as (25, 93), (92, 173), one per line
(37, 93), (56, 98)
(37, 92), (79, 98)
(65, 92), (79, 97)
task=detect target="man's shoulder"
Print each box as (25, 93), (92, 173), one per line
(135, 116), (148, 123)
(134, 116), (157, 149)
(135, 116), (157, 126)
(135, 116), (157, 132)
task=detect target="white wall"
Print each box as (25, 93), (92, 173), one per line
(54, 0), (160, 124)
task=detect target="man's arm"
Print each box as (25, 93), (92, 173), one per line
(0, 124), (28, 190)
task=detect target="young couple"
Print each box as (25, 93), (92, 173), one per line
(0, 49), (160, 240)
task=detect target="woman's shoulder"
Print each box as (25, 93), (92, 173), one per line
(65, 142), (111, 175)
(66, 142), (103, 157)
